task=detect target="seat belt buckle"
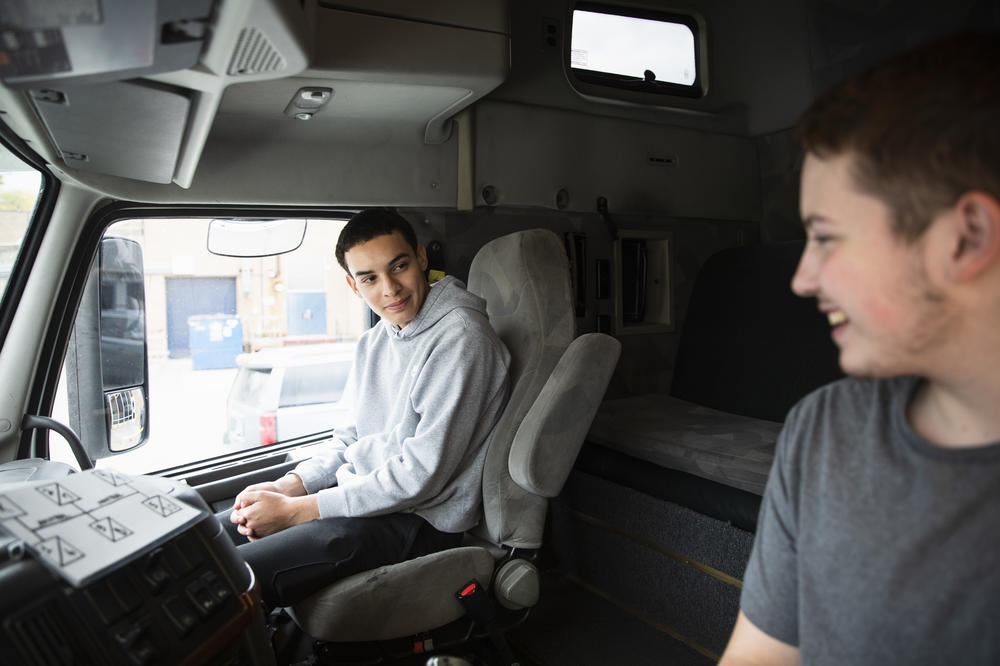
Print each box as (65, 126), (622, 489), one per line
(455, 579), (495, 624)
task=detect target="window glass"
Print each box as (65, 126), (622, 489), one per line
(279, 360), (352, 408)
(0, 143), (42, 304)
(229, 367), (272, 407)
(570, 7), (699, 95)
(52, 216), (366, 474)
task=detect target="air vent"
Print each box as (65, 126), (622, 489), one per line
(10, 607), (75, 666)
(228, 27), (285, 76)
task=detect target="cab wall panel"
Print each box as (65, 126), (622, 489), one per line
(475, 101), (761, 220)
(412, 207), (757, 400)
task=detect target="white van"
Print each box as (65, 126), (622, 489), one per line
(224, 342), (355, 449)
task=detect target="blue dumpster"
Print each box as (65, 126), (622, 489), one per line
(188, 314), (243, 370)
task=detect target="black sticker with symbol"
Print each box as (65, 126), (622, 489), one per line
(36, 483), (80, 506)
(90, 517), (133, 542)
(0, 495), (25, 520)
(37, 536), (84, 567)
(142, 496), (181, 518)
(93, 470), (131, 487)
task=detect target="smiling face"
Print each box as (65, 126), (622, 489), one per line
(791, 152), (956, 378)
(343, 231), (430, 329)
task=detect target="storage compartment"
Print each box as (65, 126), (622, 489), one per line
(613, 230), (673, 334)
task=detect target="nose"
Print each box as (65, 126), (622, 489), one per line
(790, 245), (818, 297)
(383, 273), (402, 297)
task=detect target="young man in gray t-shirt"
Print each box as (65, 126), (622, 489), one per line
(721, 33), (1000, 665)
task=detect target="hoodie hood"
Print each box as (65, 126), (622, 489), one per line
(383, 275), (487, 339)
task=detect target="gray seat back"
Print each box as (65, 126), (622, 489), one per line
(290, 229), (620, 642)
(467, 229), (576, 548)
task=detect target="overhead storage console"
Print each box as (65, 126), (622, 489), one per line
(0, 0), (215, 184)
(0, 0), (508, 193)
(29, 81), (190, 184)
(308, 1), (509, 144)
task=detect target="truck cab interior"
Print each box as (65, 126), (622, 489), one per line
(0, 1), (995, 664)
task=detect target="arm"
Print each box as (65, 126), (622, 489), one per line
(719, 612), (800, 666)
(291, 362), (359, 493)
(729, 410), (806, 660)
(314, 325), (508, 519)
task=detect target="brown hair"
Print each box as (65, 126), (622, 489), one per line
(797, 31), (1000, 241)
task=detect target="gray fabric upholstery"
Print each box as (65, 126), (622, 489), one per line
(510, 333), (621, 498)
(467, 229), (576, 547)
(588, 393), (782, 496)
(288, 229), (619, 641)
(288, 547), (495, 642)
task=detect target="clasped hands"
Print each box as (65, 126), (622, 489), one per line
(229, 473), (320, 541)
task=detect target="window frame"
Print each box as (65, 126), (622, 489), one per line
(26, 201), (365, 468)
(568, 2), (705, 100)
(0, 129), (59, 352)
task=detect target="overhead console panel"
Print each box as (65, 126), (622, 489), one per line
(0, 0), (214, 87)
(30, 81), (190, 184)
(0, 0), (508, 198)
(308, 1), (509, 144)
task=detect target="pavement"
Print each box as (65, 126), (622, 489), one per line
(51, 357), (239, 474)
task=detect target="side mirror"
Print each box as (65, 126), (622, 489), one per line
(66, 237), (150, 462)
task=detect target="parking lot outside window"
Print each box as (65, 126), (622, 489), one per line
(51, 217), (366, 474)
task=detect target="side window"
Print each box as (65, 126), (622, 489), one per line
(0, 143), (42, 306)
(569, 4), (702, 99)
(52, 217), (366, 473)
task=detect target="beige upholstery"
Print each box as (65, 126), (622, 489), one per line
(289, 229), (620, 642)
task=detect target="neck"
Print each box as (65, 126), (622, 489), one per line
(908, 367), (1000, 448)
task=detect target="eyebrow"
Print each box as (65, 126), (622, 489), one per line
(352, 252), (410, 278)
(801, 214), (825, 229)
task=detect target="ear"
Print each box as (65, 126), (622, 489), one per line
(345, 273), (361, 298)
(417, 243), (428, 272)
(947, 191), (1000, 282)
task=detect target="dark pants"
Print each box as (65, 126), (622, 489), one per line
(217, 510), (462, 608)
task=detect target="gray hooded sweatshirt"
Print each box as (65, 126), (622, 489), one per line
(291, 276), (511, 532)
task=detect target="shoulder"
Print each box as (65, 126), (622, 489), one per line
(787, 376), (907, 424)
(778, 376), (914, 469)
(433, 307), (505, 352)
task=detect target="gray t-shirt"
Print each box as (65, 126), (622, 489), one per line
(741, 376), (1000, 665)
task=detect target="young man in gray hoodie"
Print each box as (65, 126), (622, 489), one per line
(225, 209), (511, 608)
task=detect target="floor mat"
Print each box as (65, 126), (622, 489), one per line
(508, 572), (717, 666)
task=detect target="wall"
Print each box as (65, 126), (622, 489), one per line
(412, 206), (756, 399)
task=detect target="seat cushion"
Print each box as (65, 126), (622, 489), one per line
(288, 546), (496, 641)
(587, 393), (781, 496)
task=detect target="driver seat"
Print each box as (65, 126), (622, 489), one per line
(287, 228), (621, 647)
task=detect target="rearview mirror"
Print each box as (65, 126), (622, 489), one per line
(207, 218), (307, 257)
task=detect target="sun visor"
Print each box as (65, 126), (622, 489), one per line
(31, 80), (190, 184)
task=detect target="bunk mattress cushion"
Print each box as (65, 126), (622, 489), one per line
(588, 394), (782, 496)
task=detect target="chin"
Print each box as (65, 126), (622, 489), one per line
(383, 312), (413, 327)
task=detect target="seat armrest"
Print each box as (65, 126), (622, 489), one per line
(509, 333), (621, 497)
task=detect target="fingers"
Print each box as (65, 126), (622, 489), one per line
(229, 509), (246, 525)
(233, 489), (260, 510)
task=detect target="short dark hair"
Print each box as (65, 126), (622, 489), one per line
(797, 31), (1000, 241)
(335, 209), (420, 273)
